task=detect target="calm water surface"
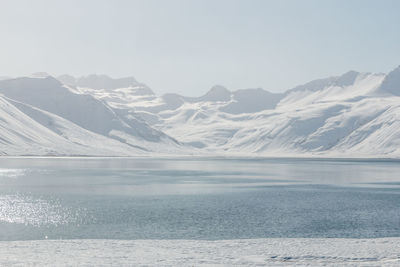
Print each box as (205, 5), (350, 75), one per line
(0, 157), (399, 240)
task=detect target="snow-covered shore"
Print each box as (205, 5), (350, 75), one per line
(1, 238), (400, 266)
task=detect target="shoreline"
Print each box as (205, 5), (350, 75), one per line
(1, 154), (400, 162)
(1, 238), (400, 266)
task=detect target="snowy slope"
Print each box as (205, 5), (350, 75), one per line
(0, 96), (146, 156)
(0, 76), (182, 155)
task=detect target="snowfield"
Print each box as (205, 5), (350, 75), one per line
(1, 67), (400, 157)
(1, 238), (400, 266)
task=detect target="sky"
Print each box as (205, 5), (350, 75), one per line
(0, 0), (399, 96)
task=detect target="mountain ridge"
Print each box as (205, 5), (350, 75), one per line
(0, 66), (399, 157)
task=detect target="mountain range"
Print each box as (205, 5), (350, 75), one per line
(0, 66), (400, 157)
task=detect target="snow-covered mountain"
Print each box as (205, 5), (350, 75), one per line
(0, 67), (400, 157)
(0, 75), (181, 156)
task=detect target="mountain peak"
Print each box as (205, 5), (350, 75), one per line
(288, 70), (361, 94)
(209, 84), (229, 92)
(7, 75), (62, 87)
(31, 72), (51, 78)
(378, 65), (400, 96)
(334, 70), (360, 87)
(57, 74), (139, 90)
(200, 85), (231, 102)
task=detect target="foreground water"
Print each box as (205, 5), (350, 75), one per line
(0, 157), (400, 241)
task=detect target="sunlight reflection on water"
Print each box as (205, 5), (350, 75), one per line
(0, 194), (81, 226)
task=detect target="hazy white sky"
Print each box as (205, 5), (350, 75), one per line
(0, 0), (399, 95)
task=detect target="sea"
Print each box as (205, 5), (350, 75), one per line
(1, 157), (400, 241)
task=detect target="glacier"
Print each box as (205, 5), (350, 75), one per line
(0, 67), (400, 157)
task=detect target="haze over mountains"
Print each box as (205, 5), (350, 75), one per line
(0, 66), (400, 157)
